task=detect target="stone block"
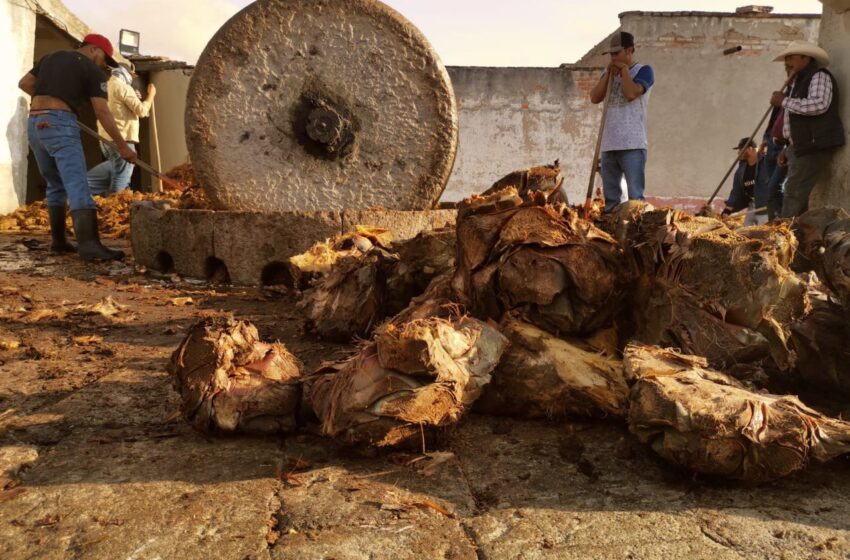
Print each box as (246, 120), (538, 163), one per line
(129, 203), (163, 267)
(212, 211), (342, 285)
(163, 209), (216, 279)
(131, 206), (457, 286)
(131, 204), (215, 278)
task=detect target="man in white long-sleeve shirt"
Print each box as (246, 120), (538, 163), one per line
(88, 62), (156, 194)
(769, 41), (845, 218)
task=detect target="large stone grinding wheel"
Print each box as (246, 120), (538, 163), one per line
(186, 0), (458, 212)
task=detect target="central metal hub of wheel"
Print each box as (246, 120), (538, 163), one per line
(298, 96), (355, 160)
(306, 107), (344, 145)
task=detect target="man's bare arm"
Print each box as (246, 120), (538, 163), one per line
(618, 67), (645, 101)
(590, 71), (610, 104)
(18, 73), (36, 96)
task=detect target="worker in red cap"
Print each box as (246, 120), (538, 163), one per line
(17, 33), (136, 262)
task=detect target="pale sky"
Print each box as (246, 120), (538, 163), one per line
(63, 0), (824, 67)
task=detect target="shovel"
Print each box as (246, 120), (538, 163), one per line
(77, 121), (183, 192)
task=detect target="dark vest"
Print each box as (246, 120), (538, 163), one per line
(789, 62), (846, 157)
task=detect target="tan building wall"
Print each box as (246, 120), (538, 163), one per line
(579, 10), (820, 208)
(815, 1), (850, 208)
(149, 69), (192, 174)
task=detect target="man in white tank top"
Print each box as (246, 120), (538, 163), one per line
(589, 32), (655, 212)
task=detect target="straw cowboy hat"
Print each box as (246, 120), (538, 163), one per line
(773, 41), (830, 67)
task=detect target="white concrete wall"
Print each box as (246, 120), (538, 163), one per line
(1, 2), (36, 214)
(443, 66), (602, 203)
(816, 2), (850, 208)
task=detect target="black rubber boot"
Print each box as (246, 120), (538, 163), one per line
(70, 209), (124, 262)
(47, 206), (76, 253)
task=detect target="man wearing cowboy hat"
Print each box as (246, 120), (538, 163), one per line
(87, 62), (157, 196)
(769, 41), (845, 218)
(18, 34), (135, 261)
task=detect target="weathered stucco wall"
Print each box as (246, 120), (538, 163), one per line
(443, 66), (602, 203)
(815, 2), (850, 208)
(579, 11), (820, 206)
(0, 2), (36, 214)
(150, 69), (192, 174)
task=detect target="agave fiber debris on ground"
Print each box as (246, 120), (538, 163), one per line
(297, 228), (456, 342)
(790, 296), (850, 399)
(625, 209), (809, 370)
(288, 226), (394, 290)
(452, 187), (626, 337)
(481, 161), (568, 204)
(297, 247), (399, 342)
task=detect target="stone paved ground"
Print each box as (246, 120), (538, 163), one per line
(1, 232), (849, 560)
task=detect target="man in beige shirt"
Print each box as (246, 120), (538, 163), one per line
(87, 62), (156, 194)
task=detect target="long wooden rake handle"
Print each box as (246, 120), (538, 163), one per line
(77, 120), (182, 191)
(583, 73), (615, 219)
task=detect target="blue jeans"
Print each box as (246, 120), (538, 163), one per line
(765, 142), (788, 221)
(600, 149), (647, 212)
(27, 110), (96, 211)
(87, 141), (135, 195)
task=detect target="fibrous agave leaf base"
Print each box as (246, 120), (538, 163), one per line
(168, 318), (302, 435)
(475, 317), (629, 419)
(625, 344), (850, 481)
(309, 315), (508, 447)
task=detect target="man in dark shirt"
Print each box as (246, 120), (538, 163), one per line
(722, 137), (769, 225)
(18, 33), (135, 261)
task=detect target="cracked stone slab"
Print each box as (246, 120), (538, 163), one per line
(0, 436), (284, 560)
(450, 416), (850, 560)
(129, 206), (215, 279)
(3, 368), (180, 446)
(268, 435), (477, 559)
(33, 369), (177, 431)
(463, 509), (751, 560)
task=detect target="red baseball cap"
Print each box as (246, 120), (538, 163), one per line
(82, 33), (118, 68)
